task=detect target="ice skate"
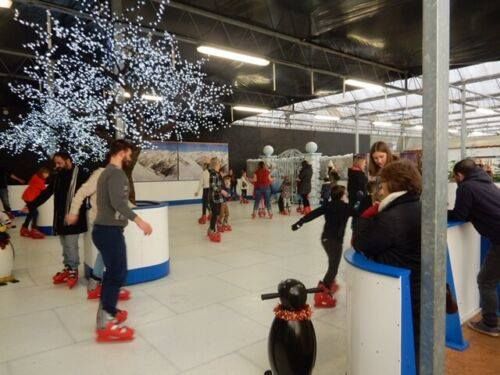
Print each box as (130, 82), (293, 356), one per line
(52, 266), (70, 284)
(66, 269), (79, 289)
(96, 305), (134, 342)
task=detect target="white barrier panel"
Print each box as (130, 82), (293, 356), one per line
(447, 222), (481, 322)
(345, 250), (412, 375)
(84, 201), (170, 285)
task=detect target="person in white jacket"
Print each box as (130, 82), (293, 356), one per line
(66, 166), (131, 301)
(195, 163), (210, 224)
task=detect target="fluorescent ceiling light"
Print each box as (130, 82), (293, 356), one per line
(373, 121), (396, 127)
(314, 115), (340, 121)
(448, 129), (460, 134)
(141, 94), (163, 102)
(197, 46), (270, 66)
(233, 105), (269, 113)
(0, 0), (12, 9)
(409, 125), (423, 131)
(470, 131), (487, 137)
(345, 78), (383, 91)
(475, 107), (496, 115)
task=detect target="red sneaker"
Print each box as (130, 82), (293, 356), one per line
(66, 269), (79, 289)
(96, 322), (135, 342)
(20, 227), (31, 238)
(87, 283), (102, 300)
(115, 309), (128, 323)
(198, 215), (207, 224)
(53, 267), (70, 284)
(30, 228), (45, 239)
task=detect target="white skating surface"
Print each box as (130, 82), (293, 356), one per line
(0, 202), (350, 375)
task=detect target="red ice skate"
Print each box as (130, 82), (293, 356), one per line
(52, 267), (70, 284)
(222, 224), (232, 232)
(20, 227), (31, 238)
(208, 231), (221, 243)
(96, 322), (135, 342)
(30, 228), (45, 239)
(198, 215), (207, 224)
(66, 269), (79, 289)
(314, 281), (337, 308)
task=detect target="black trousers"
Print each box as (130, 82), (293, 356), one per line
(92, 225), (127, 316)
(209, 202), (221, 232)
(23, 201), (39, 229)
(321, 236), (343, 285)
(301, 194), (310, 208)
(201, 188), (210, 216)
(478, 243), (500, 327)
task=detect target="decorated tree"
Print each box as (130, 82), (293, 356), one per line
(1, 0), (231, 165)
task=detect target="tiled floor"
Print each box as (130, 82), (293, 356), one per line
(0, 202), (349, 375)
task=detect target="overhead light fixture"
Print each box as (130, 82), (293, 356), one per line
(0, 0), (12, 9)
(470, 131), (487, 137)
(197, 46), (270, 66)
(448, 129), (460, 134)
(475, 107), (496, 115)
(409, 125), (423, 131)
(314, 115), (340, 121)
(345, 78), (383, 91)
(141, 93), (163, 102)
(373, 121), (396, 127)
(233, 105), (269, 113)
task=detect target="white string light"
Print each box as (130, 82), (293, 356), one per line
(1, 0), (232, 164)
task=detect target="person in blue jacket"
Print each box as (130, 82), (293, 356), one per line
(448, 158), (500, 337)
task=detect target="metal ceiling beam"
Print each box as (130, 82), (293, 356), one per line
(10, 0), (404, 92)
(163, 1), (407, 75)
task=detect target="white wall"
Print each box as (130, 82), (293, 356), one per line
(134, 181), (200, 202)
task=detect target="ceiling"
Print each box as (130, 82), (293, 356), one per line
(1, 0), (500, 120)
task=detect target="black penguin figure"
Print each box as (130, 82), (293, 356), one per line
(261, 279), (318, 375)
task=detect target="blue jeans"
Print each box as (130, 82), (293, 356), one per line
(253, 186), (272, 212)
(59, 234), (80, 269)
(92, 225), (127, 315)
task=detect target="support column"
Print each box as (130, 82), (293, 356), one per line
(460, 85), (467, 159)
(355, 103), (360, 154)
(420, 0), (450, 374)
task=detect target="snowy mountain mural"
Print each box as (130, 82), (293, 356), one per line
(133, 142), (229, 182)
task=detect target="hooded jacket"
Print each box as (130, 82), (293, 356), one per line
(448, 167), (500, 244)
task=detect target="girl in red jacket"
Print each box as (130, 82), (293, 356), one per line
(21, 167), (50, 239)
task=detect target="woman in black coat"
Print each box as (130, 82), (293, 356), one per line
(297, 160), (313, 214)
(353, 160), (422, 358)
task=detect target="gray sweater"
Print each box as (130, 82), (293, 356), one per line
(94, 164), (137, 227)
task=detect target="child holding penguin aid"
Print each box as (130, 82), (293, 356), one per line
(291, 185), (355, 308)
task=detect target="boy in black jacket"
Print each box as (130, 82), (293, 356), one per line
(292, 185), (355, 308)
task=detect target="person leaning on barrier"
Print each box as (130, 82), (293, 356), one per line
(353, 160), (422, 354)
(448, 158), (500, 337)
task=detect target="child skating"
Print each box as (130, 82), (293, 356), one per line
(279, 176), (292, 215)
(291, 185), (355, 308)
(20, 167), (50, 239)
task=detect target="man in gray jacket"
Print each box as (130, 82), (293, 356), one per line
(93, 140), (152, 342)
